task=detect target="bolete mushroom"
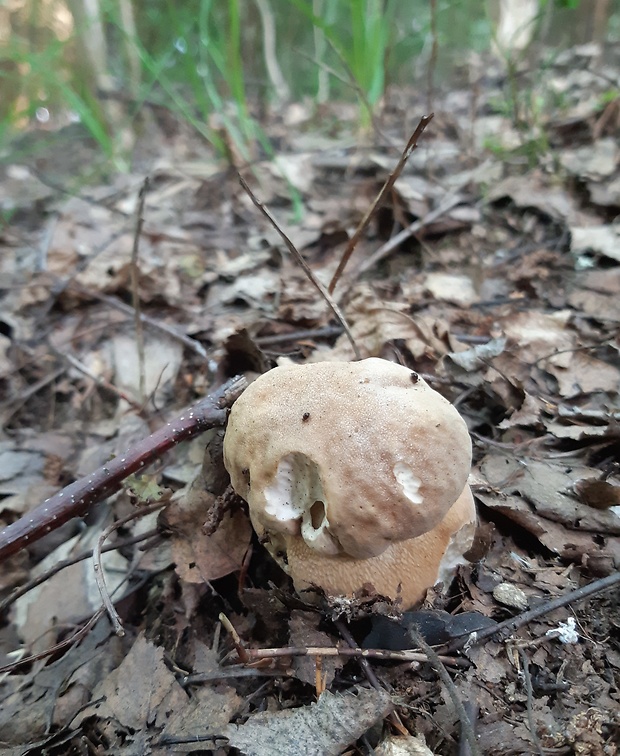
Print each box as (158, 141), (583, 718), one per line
(223, 358), (476, 608)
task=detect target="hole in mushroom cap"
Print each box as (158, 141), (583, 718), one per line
(393, 462), (423, 506)
(301, 499), (340, 555)
(309, 500), (325, 529)
(261, 453), (341, 556)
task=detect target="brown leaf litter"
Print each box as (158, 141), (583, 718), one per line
(1, 44), (620, 755)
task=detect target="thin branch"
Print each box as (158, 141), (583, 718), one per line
(327, 115), (434, 294)
(0, 609), (105, 675)
(183, 667), (295, 684)
(0, 368), (65, 426)
(54, 347), (143, 410)
(93, 500), (167, 636)
(352, 192), (463, 282)
(446, 570), (620, 652)
(255, 324), (344, 347)
(518, 649), (545, 756)
(243, 643), (468, 668)
(334, 618), (382, 690)
(0, 375), (247, 562)
(0, 545), (155, 674)
(458, 701), (480, 756)
(219, 612), (250, 663)
(409, 626), (481, 756)
(70, 283), (210, 362)
(0, 529), (159, 613)
(219, 614), (467, 668)
(239, 174), (361, 360)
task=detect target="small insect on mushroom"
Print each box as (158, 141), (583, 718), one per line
(223, 358), (476, 609)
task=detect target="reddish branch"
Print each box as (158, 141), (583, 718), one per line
(0, 375), (247, 563)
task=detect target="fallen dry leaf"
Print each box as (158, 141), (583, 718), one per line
(226, 687), (393, 756)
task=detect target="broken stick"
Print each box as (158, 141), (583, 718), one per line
(0, 375), (247, 562)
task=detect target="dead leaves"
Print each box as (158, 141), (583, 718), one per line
(226, 687), (392, 756)
(475, 454), (620, 568)
(2, 34), (620, 756)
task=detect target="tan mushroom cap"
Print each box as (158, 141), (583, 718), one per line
(258, 484), (477, 608)
(224, 358), (472, 560)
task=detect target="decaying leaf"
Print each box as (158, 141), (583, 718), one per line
(573, 479), (620, 511)
(288, 610), (343, 688)
(71, 633), (188, 733)
(226, 687), (393, 756)
(444, 336), (506, 373)
(479, 454), (620, 535)
(375, 733), (436, 755)
(165, 490), (252, 584)
(571, 224), (620, 262)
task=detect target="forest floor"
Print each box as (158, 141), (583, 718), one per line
(1, 43), (620, 756)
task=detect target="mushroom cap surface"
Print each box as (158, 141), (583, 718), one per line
(260, 484), (477, 608)
(223, 358), (472, 560)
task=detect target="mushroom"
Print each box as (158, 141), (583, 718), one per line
(223, 358), (476, 608)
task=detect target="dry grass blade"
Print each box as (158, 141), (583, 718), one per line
(130, 176), (149, 402)
(327, 113), (434, 294)
(239, 174), (361, 359)
(93, 499), (168, 637)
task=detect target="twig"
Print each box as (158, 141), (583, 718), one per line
(458, 701), (480, 756)
(130, 177), (149, 402)
(0, 542), (155, 674)
(183, 667), (295, 685)
(446, 570), (620, 652)
(0, 375), (247, 562)
(0, 529), (159, 613)
(409, 626), (481, 756)
(218, 615), (468, 669)
(219, 613), (250, 663)
(0, 368), (65, 426)
(54, 348), (143, 410)
(69, 283), (210, 362)
(334, 618), (382, 690)
(255, 324), (344, 347)
(238, 174), (361, 360)
(242, 644), (468, 668)
(337, 618), (411, 741)
(518, 649), (545, 756)
(352, 192), (463, 282)
(93, 500), (167, 636)
(327, 115), (434, 294)
(315, 654), (326, 696)
(0, 609), (105, 675)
